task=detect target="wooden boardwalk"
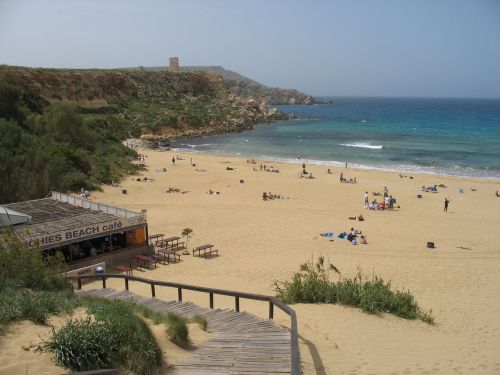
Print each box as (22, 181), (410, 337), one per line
(77, 288), (292, 374)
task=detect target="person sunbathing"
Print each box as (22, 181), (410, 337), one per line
(360, 235), (368, 244)
(349, 214), (364, 221)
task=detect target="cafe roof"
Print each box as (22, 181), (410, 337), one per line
(0, 192), (147, 249)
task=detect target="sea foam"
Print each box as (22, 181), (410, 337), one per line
(339, 143), (384, 150)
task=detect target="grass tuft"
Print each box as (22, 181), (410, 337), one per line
(39, 318), (115, 372)
(275, 256), (434, 324)
(190, 315), (208, 331)
(166, 313), (189, 348)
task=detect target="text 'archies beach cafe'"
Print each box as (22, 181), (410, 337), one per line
(0, 192), (153, 276)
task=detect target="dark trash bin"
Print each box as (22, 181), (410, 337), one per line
(96, 266), (104, 280)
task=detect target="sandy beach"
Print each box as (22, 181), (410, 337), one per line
(3, 149), (499, 375)
(81, 149), (499, 375)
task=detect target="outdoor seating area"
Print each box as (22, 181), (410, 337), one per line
(193, 244), (219, 258)
(150, 233), (186, 263)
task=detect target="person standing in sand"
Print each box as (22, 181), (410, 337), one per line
(444, 197), (450, 212)
(172, 157), (175, 166)
(364, 192), (369, 208)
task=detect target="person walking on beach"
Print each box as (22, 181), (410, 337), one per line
(172, 157), (175, 166)
(444, 197), (450, 212)
(364, 192), (369, 208)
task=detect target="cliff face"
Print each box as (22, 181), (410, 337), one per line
(179, 66), (317, 105)
(0, 66), (292, 139)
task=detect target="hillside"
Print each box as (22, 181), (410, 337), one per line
(129, 65), (317, 105)
(0, 65), (291, 138)
(0, 65), (293, 203)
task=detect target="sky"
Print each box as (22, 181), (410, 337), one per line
(1, 0), (500, 98)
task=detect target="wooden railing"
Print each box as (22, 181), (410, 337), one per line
(72, 274), (301, 375)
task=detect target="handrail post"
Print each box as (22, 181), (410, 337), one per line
(269, 301), (274, 319)
(235, 296), (240, 312)
(209, 293), (214, 309)
(102, 276), (106, 289)
(178, 287), (182, 301)
(77, 277), (82, 290)
(125, 278), (129, 291)
(151, 283), (156, 298)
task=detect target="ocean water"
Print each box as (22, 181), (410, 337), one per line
(174, 97), (500, 179)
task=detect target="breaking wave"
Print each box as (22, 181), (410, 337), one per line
(339, 143), (384, 150)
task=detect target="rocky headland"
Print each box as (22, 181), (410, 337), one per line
(0, 65), (296, 141)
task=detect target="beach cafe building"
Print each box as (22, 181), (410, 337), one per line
(0, 192), (153, 276)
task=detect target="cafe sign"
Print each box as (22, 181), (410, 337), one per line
(24, 220), (126, 249)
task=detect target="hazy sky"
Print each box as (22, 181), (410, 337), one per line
(1, 0), (499, 98)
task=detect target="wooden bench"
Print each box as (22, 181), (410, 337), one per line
(114, 265), (133, 275)
(193, 244), (219, 258)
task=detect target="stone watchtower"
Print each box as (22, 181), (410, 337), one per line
(169, 57), (179, 72)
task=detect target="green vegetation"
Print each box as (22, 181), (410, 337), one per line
(0, 228), (67, 291)
(165, 313), (190, 348)
(0, 73), (140, 203)
(0, 65), (288, 203)
(190, 314), (208, 331)
(40, 319), (116, 372)
(181, 227), (194, 247)
(0, 232), (198, 373)
(0, 228), (77, 331)
(275, 256), (434, 324)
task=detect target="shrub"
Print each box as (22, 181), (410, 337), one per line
(0, 288), (79, 326)
(40, 318), (116, 372)
(0, 227), (68, 292)
(275, 256), (434, 324)
(166, 313), (189, 347)
(84, 298), (162, 375)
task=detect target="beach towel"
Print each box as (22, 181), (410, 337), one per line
(320, 232), (334, 238)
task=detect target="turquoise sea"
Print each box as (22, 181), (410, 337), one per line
(174, 97), (500, 179)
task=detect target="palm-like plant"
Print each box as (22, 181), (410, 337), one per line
(181, 228), (194, 247)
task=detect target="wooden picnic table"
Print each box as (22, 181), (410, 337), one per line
(157, 248), (182, 263)
(114, 265), (133, 275)
(193, 244), (219, 258)
(158, 236), (185, 249)
(149, 234), (165, 246)
(135, 254), (156, 269)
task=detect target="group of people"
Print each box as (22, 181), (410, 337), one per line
(258, 164), (280, 173)
(364, 187), (396, 210)
(337, 227), (368, 245)
(262, 192), (285, 200)
(340, 172), (357, 184)
(79, 187), (90, 199)
(136, 177), (154, 182)
(422, 185), (439, 193)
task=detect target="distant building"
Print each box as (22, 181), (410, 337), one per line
(0, 192), (153, 274)
(169, 57), (179, 72)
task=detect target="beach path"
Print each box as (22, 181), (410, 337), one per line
(77, 288), (293, 374)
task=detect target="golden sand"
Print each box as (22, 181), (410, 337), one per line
(92, 149), (500, 375)
(3, 149), (499, 375)
(0, 308), (210, 375)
